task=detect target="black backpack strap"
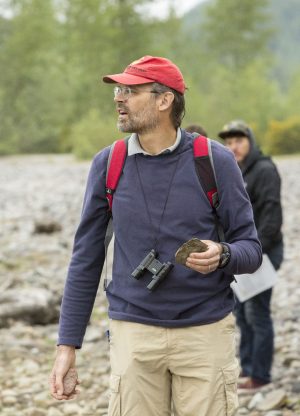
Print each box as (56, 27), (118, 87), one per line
(193, 134), (225, 242)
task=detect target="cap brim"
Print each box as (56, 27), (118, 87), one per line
(103, 73), (154, 85)
(218, 132), (229, 139)
(219, 129), (248, 139)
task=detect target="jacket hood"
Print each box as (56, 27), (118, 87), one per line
(240, 127), (269, 174)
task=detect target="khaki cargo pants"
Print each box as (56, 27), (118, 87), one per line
(108, 313), (239, 416)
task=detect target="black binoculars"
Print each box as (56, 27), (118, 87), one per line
(131, 249), (173, 291)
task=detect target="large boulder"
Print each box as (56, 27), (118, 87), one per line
(0, 288), (60, 327)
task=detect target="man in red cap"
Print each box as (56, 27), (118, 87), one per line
(50, 56), (262, 415)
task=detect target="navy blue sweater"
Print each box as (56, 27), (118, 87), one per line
(58, 131), (262, 348)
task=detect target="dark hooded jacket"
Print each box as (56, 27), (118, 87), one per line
(239, 129), (283, 270)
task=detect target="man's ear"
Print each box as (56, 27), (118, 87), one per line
(157, 92), (174, 112)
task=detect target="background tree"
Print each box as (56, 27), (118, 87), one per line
(0, 0), (300, 157)
(202, 0), (273, 70)
(59, 0), (155, 153)
(180, 0), (282, 141)
(0, 0), (72, 153)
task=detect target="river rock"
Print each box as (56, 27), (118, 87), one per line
(63, 368), (78, 396)
(0, 155), (299, 416)
(62, 402), (83, 415)
(291, 381), (300, 393)
(257, 389), (287, 411)
(33, 218), (62, 234)
(0, 288), (59, 327)
(2, 396), (17, 406)
(47, 408), (63, 416)
(248, 392), (264, 410)
(175, 238), (208, 264)
(23, 408), (47, 416)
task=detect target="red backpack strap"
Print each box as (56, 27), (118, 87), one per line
(193, 135), (219, 209)
(193, 134), (224, 241)
(104, 138), (128, 290)
(106, 138), (128, 212)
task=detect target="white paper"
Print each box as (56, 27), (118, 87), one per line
(231, 254), (278, 302)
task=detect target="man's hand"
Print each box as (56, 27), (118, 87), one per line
(49, 345), (79, 401)
(186, 240), (222, 274)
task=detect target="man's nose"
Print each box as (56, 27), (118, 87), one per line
(228, 143), (237, 152)
(114, 94), (125, 103)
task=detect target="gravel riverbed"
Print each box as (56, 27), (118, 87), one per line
(0, 154), (299, 416)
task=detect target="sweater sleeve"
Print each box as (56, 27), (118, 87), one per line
(212, 142), (262, 275)
(58, 149), (110, 348)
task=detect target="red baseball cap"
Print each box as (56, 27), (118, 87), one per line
(103, 55), (186, 95)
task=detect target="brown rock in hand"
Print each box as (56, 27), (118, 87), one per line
(175, 238), (208, 265)
(63, 368), (78, 396)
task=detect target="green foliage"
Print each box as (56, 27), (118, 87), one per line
(71, 109), (122, 159)
(201, 0), (274, 70)
(149, 9), (185, 61)
(61, 0), (154, 119)
(0, 0), (155, 155)
(184, 60), (282, 140)
(264, 117), (300, 155)
(183, 0), (300, 86)
(0, 0), (72, 154)
(0, 0), (299, 156)
(283, 69), (300, 119)
(268, 0), (300, 85)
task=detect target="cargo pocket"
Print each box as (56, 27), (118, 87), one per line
(107, 374), (121, 416)
(221, 361), (239, 416)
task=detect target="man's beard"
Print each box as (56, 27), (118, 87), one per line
(117, 106), (159, 135)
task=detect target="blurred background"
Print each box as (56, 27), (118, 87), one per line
(1, 0), (300, 158)
(1, 1), (300, 416)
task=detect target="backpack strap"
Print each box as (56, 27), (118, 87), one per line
(193, 134), (225, 242)
(103, 134), (224, 290)
(106, 139), (128, 212)
(103, 138), (128, 290)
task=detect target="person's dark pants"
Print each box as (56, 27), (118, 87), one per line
(235, 243), (283, 383)
(235, 288), (273, 383)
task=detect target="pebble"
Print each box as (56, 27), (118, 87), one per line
(291, 381), (300, 393)
(257, 389), (287, 411)
(63, 368), (78, 395)
(62, 402), (83, 415)
(237, 408), (250, 415)
(248, 392), (264, 410)
(2, 396), (17, 406)
(23, 408), (47, 416)
(0, 155), (299, 416)
(47, 408), (64, 416)
(265, 412), (283, 416)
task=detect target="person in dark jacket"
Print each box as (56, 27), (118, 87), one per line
(219, 120), (284, 392)
(185, 124), (207, 136)
(49, 58), (262, 415)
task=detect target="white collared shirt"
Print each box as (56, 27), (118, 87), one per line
(128, 128), (181, 156)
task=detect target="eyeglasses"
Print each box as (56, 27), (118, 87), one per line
(113, 85), (159, 99)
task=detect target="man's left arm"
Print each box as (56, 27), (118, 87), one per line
(58, 151), (110, 349)
(211, 144), (262, 275)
